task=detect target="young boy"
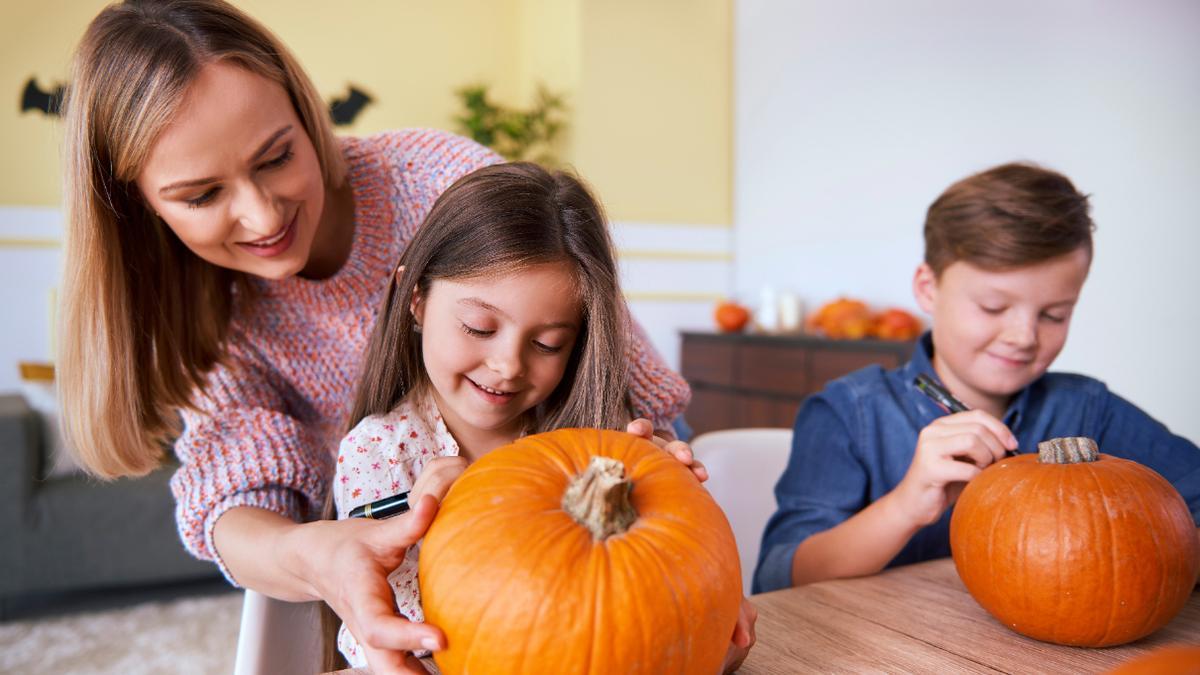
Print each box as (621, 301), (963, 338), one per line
(754, 162), (1200, 592)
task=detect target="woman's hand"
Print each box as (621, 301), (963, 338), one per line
(892, 410), (1017, 528)
(722, 597), (758, 673)
(290, 495), (443, 675)
(625, 418), (709, 482)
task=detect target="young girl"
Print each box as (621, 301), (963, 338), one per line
(330, 162), (755, 671)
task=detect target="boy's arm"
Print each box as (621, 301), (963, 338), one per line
(755, 394), (871, 592)
(759, 396), (1013, 589)
(789, 491), (927, 586)
(1095, 389), (1200, 526)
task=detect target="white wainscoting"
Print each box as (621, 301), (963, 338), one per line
(0, 206), (62, 394)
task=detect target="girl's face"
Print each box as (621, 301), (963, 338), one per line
(413, 262), (582, 456)
(136, 61), (327, 280)
(913, 247), (1091, 417)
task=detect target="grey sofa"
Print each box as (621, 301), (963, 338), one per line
(0, 394), (219, 614)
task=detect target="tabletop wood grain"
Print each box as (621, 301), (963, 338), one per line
(739, 557), (1200, 674)
(325, 558), (1198, 674)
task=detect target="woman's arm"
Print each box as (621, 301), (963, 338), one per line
(215, 500), (447, 675)
(626, 319), (691, 433)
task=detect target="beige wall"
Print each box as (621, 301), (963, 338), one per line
(575, 0), (732, 225)
(0, 0), (731, 225)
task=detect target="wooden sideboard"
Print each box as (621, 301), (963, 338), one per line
(679, 331), (916, 435)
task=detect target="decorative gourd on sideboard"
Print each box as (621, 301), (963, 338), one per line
(950, 437), (1200, 647)
(419, 429), (743, 675)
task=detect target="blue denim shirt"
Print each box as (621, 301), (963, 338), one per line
(753, 332), (1200, 593)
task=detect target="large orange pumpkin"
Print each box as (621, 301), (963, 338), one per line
(418, 429), (743, 674)
(951, 437), (1200, 647)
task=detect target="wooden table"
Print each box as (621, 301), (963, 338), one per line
(329, 558), (1198, 674)
(739, 558), (1200, 674)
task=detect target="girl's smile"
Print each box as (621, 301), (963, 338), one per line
(412, 262), (582, 458)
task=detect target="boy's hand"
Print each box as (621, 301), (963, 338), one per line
(409, 456), (469, 506)
(893, 410), (1017, 527)
(722, 597), (758, 673)
(625, 418), (709, 482)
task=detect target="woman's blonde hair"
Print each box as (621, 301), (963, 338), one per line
(59, 0), (346, 478)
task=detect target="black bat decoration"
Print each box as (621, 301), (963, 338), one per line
(21, 77), (65, 116)
(329, 85), (373, 126)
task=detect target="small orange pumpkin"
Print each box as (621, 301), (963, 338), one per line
(418, 429), (742, 674)
(951, 437), (1200, 647)
(714, 300), (751, 333)
(1106, 645), (1200, 675)
(808, 297), (872, 339)
(869, 308), (922, 341)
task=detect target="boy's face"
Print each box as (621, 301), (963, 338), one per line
(913, 248), (1091, 417)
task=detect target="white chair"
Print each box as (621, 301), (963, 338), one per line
(233, 589), (323, 675)
(690, 428), (793, 596)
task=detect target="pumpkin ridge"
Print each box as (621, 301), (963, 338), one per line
(1014, 466), (1053, 636)
(510, 515), (593, 674)
(453, 512), (585, 671)
(1110, 463), (1170, 643)
(1085, 459), (1122, 646)
(616, 521), (693, 672)
(988, 467), (1030, 612)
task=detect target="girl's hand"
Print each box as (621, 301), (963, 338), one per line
(722, 597), (758, 673)
(892, 410), (1017, 527)
(292, 495), (443, 675)
(625, 418), (709, 482)
(409, 456), (469, 506)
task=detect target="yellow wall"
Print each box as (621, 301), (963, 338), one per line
(0, 0), (730, 224)
(575, 0), (732, 225)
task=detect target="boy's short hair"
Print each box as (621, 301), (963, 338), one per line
(924, 162), (1095, 275)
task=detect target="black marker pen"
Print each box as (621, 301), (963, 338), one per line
(914, 373), (968, 414)
(914, 373), (1017, 457)
(348, 491), (410, 520)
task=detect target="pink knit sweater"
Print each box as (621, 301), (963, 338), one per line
(168, 129), (690, 578)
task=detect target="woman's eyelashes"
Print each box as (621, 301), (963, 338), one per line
(182, 144), (294, 209)
(458, 322), (565, 354)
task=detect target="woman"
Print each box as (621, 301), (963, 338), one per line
(57, 2), (706, 673)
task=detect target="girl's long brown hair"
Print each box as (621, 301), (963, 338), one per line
(348, 161), (632, 434)
(321, 163), (632, 670)
(58, 0), (345, 478)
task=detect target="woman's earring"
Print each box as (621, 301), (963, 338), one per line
(413, 322), (422, 334)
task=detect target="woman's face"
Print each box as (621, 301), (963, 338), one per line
(137, 61), (326, 280)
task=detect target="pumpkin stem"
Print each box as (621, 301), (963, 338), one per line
(1037, 437), (1099, 464)
(562, 456), (637, 540)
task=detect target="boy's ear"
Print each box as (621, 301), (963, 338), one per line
(912, 263), (938, 314)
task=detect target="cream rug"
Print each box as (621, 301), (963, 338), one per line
(0, 591), (242, 674)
